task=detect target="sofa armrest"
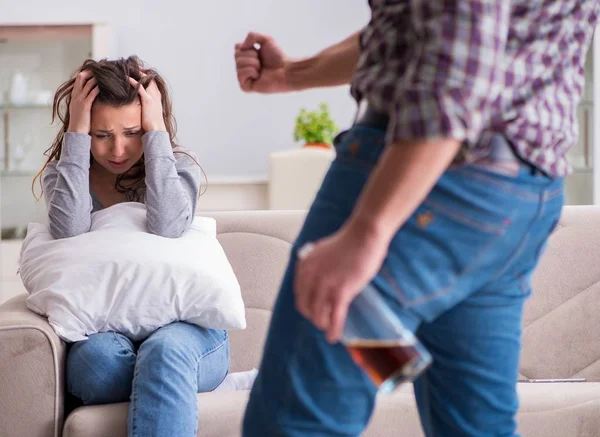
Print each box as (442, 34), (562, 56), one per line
(0, 294), (66, 437)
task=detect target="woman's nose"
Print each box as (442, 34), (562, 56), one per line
(111, 136), (126, 157)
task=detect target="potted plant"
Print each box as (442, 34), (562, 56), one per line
(293, 103), (339, 149)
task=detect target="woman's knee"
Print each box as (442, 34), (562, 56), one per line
(141, 323), (227, 360)
(66, 332), (136, 405)
(137, 324), (229, 375)
(136, 324), (230, 394)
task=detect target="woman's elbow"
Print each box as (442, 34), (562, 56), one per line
(147, 221), (186, 238)
(48, 220), (90, 240)
(147, 216), (191, 239)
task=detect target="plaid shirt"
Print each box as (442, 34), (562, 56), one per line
(351, 0), (600, 177)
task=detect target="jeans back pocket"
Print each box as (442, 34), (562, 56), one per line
(374, 168), (523, 321)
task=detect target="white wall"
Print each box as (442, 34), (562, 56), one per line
(3, 1), (591, 230)
(0, 0), (369, 178)
(0, 1), (368, 229)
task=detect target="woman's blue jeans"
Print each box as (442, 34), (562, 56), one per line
(66, 322), (229, 437)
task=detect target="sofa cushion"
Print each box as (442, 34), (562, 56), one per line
(228, 308), (270, 373)
(516, 382), (600, 436)
(61, 387), (418, 437)
(60, 383), (600, 437)
(210, 211), (304, 373)
(62, 391), (250, 437)
(369, 383), (600, 437)
(523, 206), (600, 381)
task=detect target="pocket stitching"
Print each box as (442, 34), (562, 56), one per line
(422, 198), (509, 235)
(456, 168), (541, 202)
(381, 225), (507, 308)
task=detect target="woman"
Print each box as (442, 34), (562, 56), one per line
(33, 56), (229, 437)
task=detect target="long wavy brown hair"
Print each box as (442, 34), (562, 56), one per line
(32, 55), (205, 201)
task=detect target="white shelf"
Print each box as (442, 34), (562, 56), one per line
(0, 23), (109, 181)
(0, 170), (39, 177)
(0, 104), (51, 110)
(207, 175), (268, 185)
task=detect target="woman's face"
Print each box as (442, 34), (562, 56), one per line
(90, 102), (144, 175)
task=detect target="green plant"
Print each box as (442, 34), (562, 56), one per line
(293, 103), (339, 146)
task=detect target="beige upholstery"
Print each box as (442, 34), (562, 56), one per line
(0, 296), (66, 437)
(522, 205), (600, 382)
(1, 207), (600, 437)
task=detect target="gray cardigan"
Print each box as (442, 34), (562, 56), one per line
(42, 131), (202, 239)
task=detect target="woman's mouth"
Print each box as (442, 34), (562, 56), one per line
(108, 159), (128, 168)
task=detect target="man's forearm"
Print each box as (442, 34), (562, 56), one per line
(285, 31), (361, 91)
(347, 138), (461, 245)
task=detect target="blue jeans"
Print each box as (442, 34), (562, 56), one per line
(66, 322), (229, 437)
(242, 126), (563, 437)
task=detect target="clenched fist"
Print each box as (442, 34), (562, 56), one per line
(234, 32), (291, 94)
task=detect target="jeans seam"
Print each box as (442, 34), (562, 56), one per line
(130, 357), (140, 437)
(335, 155), (376, 171)
(382, 227), (505, 308)
(487, 190), (549, 291)
(112, 332), (134, 354)
(518, 273), (531, 295)
(192, 360), (201, 436)
(487, 232), (530, 288)
(276, 321), (308, 428)
(422, 198), (509, 234)
(196, 331), (228, 362)
(422, 373), (435, 437)
(204, 339), (231, 393)
(546, 186), (564, 200)
(455, 168), (544, 202)
(194, 332), (229, 392)
(209, 360), (230, 392)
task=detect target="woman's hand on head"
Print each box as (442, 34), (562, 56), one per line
(128, 75), (167, 132)
(67, 70), (99, 134)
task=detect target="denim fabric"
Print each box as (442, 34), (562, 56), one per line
(67, 322), (229, 437)
(242, 125), (563, 437)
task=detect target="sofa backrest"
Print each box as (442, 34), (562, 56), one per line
(208, 206), (600, 381)
(522, 205), (600, 382)
(207, 210), (305, 373)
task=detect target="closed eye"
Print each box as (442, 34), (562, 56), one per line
(125, 131), (141, 136)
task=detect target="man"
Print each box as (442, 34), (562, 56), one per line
(234, 1), (599, 436)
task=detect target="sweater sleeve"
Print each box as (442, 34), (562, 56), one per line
(142, 131), (202, 238)
(42, 133), (93, 239)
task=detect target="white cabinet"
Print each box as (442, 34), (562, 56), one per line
(566, 30), (600, 205)
(268, 147), (335, 210)
(0, 24), (108, 175)
(592, 30), (600, 205)
(0, 24), (108, 238)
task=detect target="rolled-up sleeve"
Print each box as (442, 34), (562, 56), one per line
(387, 0), (510, 145)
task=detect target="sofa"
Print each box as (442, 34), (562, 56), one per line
(1, 207), (600, 437)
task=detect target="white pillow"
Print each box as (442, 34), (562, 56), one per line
(19, 202), (246, 342)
